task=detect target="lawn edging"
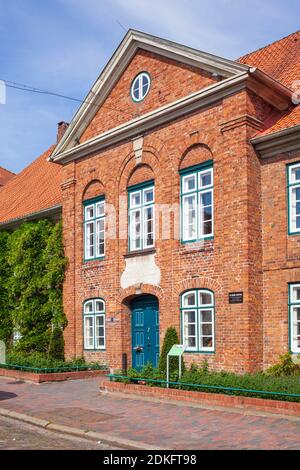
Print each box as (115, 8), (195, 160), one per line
(101, 380), (300, 417)
(0, 367), (108, 383)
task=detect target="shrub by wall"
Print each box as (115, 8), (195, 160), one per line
(0, 220), (67, 354)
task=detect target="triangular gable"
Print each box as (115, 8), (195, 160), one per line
(51, 29), (248, 159)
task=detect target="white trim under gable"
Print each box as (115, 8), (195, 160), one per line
(50, 29), (249, 160)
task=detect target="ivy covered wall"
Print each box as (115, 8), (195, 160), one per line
(0, 220), (67, 352)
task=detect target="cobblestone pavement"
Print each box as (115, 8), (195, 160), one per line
(0, 415), (117, 450)
(0, 377), (300, 450)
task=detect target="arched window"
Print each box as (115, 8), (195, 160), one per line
(83, 299), (106, 350)
(180, 289), (215, 352)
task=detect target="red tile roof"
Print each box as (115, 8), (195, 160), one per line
(0, 145), (62, 225)
(0, 166), (15, 187)
(238, 30), (300, 136)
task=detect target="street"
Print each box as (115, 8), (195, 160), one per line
(0, 415), (118, 450)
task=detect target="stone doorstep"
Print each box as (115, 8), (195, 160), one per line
(0, 407), (162, 451)
(101, 381), (300, 419)
(0, 367), (109, 383)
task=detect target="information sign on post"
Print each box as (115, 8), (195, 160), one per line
(166, 344), (186, 388)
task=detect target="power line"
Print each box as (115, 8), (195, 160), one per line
(1, 79), (133, 117)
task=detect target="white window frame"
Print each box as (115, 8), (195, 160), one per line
(129, 184), (155, 252)
(84, 198), (105, 260)
(181, 289), (215, 352)
(181, 165), (214, 243)
(83, 299), (106, 351)
(289, 284), (300, 353)
(288, 163), (300, 234)
(131, 72), (151, 102)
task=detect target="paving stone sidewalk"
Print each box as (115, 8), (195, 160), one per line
(0, 376), (299, 450)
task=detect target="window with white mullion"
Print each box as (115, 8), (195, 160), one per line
(288, 163), (300, 234)
(199, 309), (214, 351)
(181, 165), (213, 243)
(95, 314), (105, 349)
(84, 198), (105, 260)
(129, 184), (155, 252)
(84, 315), (94, 350)
(198, 190), (213, 238)
(143, 205), (154, 248)
(83, 299), (106, 351)
(181, 289), (215, 353)
(182, 194), (197, 241)
(289, 284), (300, 353)
(130, 208), (142, 251)
(182, 309), (198, 351)
(96, 218), (105, 257)
(85, 221), (95, 259)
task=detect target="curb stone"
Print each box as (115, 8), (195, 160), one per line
(0, 407), (163, 450)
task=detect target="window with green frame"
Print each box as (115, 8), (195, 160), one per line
(128, 181), (155, 252)
(83, 196), (105, 260)
(180, 161), (214, 243)
(289, 284), (300, 354)
(287, 162), (300, 234)
(180, 289), (215, 352)
(83, 298), (106, 350)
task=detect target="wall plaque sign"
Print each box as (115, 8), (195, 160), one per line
(229, 292), (243, 304)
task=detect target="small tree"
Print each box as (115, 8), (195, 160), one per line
(158, 327), (185, 375)
(48, 326), (65, 361)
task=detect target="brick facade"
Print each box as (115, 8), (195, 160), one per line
(59, 37), (300, 374)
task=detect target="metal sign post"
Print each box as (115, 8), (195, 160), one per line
(166, 344), (186, 388)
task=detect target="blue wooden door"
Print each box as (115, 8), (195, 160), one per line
(131, 296), (159, 370)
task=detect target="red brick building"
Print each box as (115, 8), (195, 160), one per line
(6, 29), (300, 373)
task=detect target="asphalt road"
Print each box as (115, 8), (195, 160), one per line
(0, 415), (118, 450)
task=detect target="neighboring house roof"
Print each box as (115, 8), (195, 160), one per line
(0, 145), (62, 227)
(238, 30), (300, 136)
(0, 166), (15, 187)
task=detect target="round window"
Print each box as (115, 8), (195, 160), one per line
(130, 72), (151, 102)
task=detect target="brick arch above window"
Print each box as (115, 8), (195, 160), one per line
(175, 276), (223, 297)
(179, 144), (213, 172)
(127, 164), (154, 188)
(82, 179), (105, 202)
(118, 149), (160, 195)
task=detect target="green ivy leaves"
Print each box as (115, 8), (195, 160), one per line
(0, 220), (67, 352)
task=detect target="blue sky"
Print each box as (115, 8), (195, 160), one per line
(0, 0), (299, 173)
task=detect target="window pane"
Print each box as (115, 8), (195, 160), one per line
(95, 300), (105, 312)
(291, 165), (300, 183)
(95, 315), (105, 349)
(201, 324), (213, 336)
(183, 310), (197, 349)
(183, 291), (196, 307)
(199, 291), (213, 306)
(199, 170), (212, 188)
(183, 195), (197, 240)
(144, 187), (154, 204)
(291, 286), (300, 302)
(96, 219), (105, 256)
(144, 205), (154, 247)
(201, 337), (213, 348)
(199, 191), (213, 237)
(84, 301), (93, 313)
(130, 191), (141, 208)
(96, 201), (105, 217)
(183, 174), (196, 193)
(85, 222), (95, 258)
(85, 205), (94, 220)
(130, 209), (141, 250)
(84, 316), (94, 349)
(200, 310), (212, 322)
